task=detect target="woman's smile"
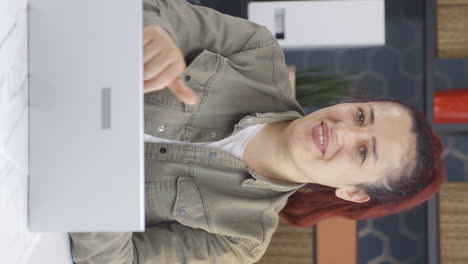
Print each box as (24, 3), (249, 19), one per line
(312, 121), (329, 155)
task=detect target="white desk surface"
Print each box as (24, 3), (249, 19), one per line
(0, 1), (72, 263)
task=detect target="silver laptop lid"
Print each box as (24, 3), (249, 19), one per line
(28, 0), (144, 232)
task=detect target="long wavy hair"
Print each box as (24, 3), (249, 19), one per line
(280, 98), (446, 227)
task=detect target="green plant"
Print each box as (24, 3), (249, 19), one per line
(295, 65), (356, 107)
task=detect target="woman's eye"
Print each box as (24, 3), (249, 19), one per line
(357, 108), (365, 125)
(359, 145), (367, 163)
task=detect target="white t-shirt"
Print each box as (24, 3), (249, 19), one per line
(144, 123), (267, 160)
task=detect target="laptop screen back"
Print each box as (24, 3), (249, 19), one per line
(28, 0), (144, 232)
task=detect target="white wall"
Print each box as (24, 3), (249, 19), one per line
(0, 0), (72, 263)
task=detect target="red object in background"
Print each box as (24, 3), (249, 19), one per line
(434, 88), (468, 123)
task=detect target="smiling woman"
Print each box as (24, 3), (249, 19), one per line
(68, 0), (446, 263)
(279, 98), (446, 227)
(244, 101), (416, 189)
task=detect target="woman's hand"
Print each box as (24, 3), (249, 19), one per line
(143, 25), (199, 105)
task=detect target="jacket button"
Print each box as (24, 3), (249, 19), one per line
(159, 147), (167, 154)
(178, 209), (186, 216)
(184, 75), (191, 82)
(209, 152), (217, 159)
(157, 126), (165, 132)
(209, 131), (217, 138)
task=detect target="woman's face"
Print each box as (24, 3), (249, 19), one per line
(286, 102), (415, 189)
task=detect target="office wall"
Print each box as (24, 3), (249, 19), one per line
(0, 1), (72, 263)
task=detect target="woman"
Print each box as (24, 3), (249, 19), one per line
(69, 0), (446, 263)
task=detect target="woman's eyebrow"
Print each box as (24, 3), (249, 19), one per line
(372, 136), (378, 163)
(368, 104), (378, 163)
(369, 104), (375, 125)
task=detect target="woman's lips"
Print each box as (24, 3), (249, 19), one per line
(312, 121), (329, 155)
(323, 122), (329, 155)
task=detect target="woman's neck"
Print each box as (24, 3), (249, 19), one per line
(243, 121), (306, 183)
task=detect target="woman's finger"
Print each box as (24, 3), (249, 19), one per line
(143, 32), (152, 47)
(144, 67), (198, 105)
(143, 40), (163, 64)
(143, 50), (174, 81)
(143, 26), (157, 46)
(144, 63), (182, 93)
(168, 78), (199, 105)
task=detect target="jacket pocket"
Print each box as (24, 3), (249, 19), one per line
(144, 49), (223, 111)
(145, 186), (159, 225)
(172, 177), (212, 233)
(145, 181), (178, 226)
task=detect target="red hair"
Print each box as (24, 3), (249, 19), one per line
(280, 99), (447, 227)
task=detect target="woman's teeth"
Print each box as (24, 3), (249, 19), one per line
(319, 126), (324, 145)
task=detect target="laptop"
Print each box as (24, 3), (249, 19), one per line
(28, 0), (144, 232)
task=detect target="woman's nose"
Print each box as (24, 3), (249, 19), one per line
(333, 122), (368, 147)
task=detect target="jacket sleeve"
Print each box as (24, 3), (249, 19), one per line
(69, 223), (258, 264)
(143, 0), (275, 60)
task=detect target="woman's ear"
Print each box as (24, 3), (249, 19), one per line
(335, 187), (370, 203)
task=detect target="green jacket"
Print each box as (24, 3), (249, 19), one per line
(69, 0), (306, 263)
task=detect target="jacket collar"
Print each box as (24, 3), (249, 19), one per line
(236, 111), (304, 129)
(242, 168), (306, 192)
(236, 111), (307, 192)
